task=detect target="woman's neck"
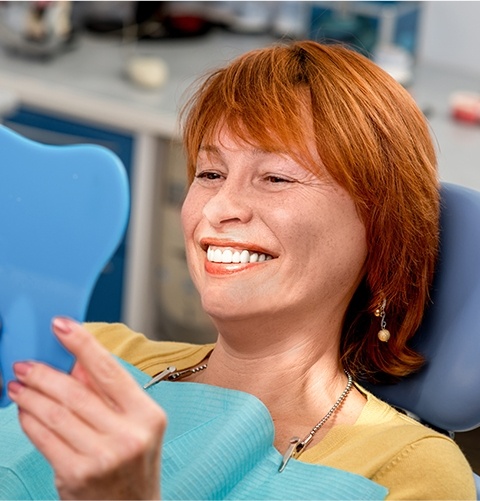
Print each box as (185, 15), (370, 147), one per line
(193, 318), (366, 450)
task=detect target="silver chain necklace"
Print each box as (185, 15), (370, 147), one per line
(143, 364), (353, 473)
(278, 370), (353, 472)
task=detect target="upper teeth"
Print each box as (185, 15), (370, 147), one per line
(207, 247), (273, 264)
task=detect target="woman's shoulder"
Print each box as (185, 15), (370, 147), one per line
(362, 388), (475, 497)
(302, 386), (476, 499)
(85, 322), (215, 376)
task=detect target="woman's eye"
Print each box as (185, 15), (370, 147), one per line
(265, 175), (291, 183)
(195, 171), (222, 180)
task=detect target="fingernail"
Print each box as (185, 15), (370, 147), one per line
(7, 380), (25, 397)
(52, 316), (75, 335)
(13, 361), (33, 378)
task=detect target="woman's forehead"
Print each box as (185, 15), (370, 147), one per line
(200, 126), (281, 151)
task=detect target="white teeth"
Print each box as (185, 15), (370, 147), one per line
(240, 250), (250, 263)
(222, 249), (233, 263)
(213, 249), (223, 262)
(207, 246), (273, 264)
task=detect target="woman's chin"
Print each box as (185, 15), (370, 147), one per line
(200, 295), (265, 323)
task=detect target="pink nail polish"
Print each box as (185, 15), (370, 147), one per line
(13, 361), (33, 378)
(7, 380), (25, 396)
(52, 317), (74, 335)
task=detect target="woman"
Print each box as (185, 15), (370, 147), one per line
(4, 41), (475, 499)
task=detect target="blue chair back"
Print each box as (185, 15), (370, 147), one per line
(365, 183), (480, 495)
(0, 125), (130, 406)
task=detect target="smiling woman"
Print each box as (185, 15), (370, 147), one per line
(181, 41), (439, 381)
(3, 40), (475, 501)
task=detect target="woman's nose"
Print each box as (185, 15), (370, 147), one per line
(202, 181), (253, 227)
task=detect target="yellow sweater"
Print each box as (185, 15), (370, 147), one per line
(87, 322), (476, 500)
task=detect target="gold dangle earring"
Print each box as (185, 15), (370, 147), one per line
(374, 299), (391, 342)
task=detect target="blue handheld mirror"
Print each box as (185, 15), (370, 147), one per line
(0, 125), (130, 406)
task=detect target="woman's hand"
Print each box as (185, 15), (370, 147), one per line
(7, 317), (166, 500)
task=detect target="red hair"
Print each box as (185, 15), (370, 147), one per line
(180, 41), (439, 381)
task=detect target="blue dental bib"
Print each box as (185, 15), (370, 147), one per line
(0, 360), (387, 500)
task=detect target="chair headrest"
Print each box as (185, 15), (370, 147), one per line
(365, 183), (480, 432)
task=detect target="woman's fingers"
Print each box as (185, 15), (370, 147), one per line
(9, 380), (97, 462)
(51, 317), (156, 416)
(14, 398), (162, 501)
(8, 319), (166, 500)
(9, 318), (166, 430)
(9, 362), (117, 435)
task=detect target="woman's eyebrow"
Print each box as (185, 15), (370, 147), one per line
(199, 145), (284, 157)
(197, 145), (223, 163)
(199, 145), (220, 154)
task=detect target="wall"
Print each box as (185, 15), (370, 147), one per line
(418, 1), (480, 77)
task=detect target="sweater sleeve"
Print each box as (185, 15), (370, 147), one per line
(373, 435), (476, 500)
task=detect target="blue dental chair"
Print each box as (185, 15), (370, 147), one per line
(0, 124), (130, 406)
(366, 182), (480, 497)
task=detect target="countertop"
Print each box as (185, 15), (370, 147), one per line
(0, 30), (276, 138)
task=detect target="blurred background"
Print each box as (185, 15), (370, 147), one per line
(0, 0), (479, 468)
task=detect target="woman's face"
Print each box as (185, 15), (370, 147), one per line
(181, 128), (367, 325)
